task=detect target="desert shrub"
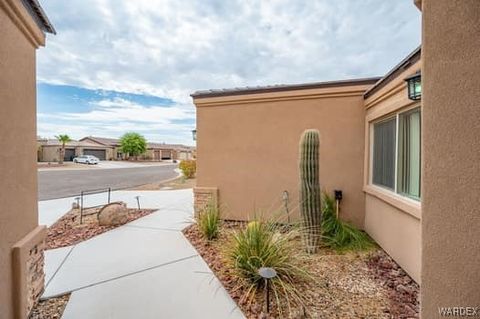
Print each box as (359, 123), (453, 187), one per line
(179, 160), (196, 179)
(226, 220), (309, 314)
(197, 200), (220, 240)
(322, 192), (374, 251)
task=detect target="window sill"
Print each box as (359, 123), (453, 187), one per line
(364, 185), (421, 220)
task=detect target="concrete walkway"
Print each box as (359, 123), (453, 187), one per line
(41, 189), (245, 319)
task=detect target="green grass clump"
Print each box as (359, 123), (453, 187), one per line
(226, 220), (309, 315)
(197, 200), (220, 240)
(322, 192), (374, 251)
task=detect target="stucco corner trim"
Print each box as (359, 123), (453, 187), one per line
(1, 0), (46, 47)
(364, 185), (421, 220)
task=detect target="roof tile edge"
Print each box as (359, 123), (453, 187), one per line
(191, 77), (382, 99)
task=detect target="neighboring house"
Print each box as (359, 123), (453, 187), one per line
(37, 138), (115, 161)
(79, 136), (124, 159)
(0, 1), (54, 318)
(80, 136), (195, 161)
(192, 2), (480, 317)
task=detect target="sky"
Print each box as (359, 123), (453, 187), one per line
(37, 0), (421, 146)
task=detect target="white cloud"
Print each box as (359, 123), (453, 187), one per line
(38, 0), (421, 104)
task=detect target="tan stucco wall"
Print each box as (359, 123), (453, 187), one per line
(421, 0), (480, 317)
(40, 145), (61, 162)
(363, 60), (422, 283)
(194, 84), (373, 225)
(0, 1), (46, 318)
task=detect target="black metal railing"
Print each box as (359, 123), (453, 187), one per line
(79, 187), (111, 224)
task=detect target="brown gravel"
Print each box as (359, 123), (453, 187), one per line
(46, 207), (155, 250)
(129, 177), (195, 190)
(183, 222), (419, 319)
(29, 294), (70, 319)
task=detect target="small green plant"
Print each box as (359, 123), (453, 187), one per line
(179, 160), (196, 179)
(322, 192), (374, 251)
(299, 129), (322, 253)
(226, 220), (309, 315)
(197, 200), (220, 240)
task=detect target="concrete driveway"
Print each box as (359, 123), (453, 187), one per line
(38, 163), (179, 200)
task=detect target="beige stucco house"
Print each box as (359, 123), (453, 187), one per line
(37, 138), (115, 161)
(80, 136), (195, 161)
(0, 0), (54, 318)
(192, 55), (421, 281)
(193, 2), (479, 318)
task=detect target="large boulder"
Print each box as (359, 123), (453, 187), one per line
(98, 202), (128, 226)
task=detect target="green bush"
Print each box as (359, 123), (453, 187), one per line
(322, 192), (374, 251)
(197, 200), (220, 240)
(226, 220), (308, 314)
(179, 160), (196, 179)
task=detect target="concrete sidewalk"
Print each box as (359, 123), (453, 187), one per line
(41, 189), (244, 319)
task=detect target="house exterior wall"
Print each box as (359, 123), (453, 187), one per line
(0, 1), (47, 318)
(193, 82), (375, 225)
(40, 145), (60, 162)
(39, 145), (114, 162)
(421, 0), (480, 317)
(363, 60), (422, 283)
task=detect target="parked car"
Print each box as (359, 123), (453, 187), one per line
(73, 155), (100, 165)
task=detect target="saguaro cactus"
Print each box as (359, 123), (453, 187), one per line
(299, 129), (322, 253)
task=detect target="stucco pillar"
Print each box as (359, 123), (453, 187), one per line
(421, 0), (480, 317)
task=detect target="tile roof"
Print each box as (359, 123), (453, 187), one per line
(80, 136), (195, 151)
(190, 77), (381, 98)
(22, 0), (56, 34)
(38, 139), (109, 148)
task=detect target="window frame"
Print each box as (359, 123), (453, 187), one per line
(370, 105), (421, 202)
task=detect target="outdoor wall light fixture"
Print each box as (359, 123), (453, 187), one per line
(282, 190), (290, 223)
(191, 129), (197, 141)
(405, 71), (421, 100)
(334, 190), (343, 218)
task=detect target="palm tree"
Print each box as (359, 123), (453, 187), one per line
(55, 134), (71, 164)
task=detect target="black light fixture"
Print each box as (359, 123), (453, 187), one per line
(405, 71), (421, 101)
(191, 129), (197, 141)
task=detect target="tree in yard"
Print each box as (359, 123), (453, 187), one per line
(55, 134), (71, 165)
(120, 132), (147, 160)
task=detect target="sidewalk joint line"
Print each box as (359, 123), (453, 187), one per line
(44, 254), (199, 298)
(44, 245), (76, 289)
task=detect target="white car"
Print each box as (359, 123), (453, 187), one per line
(73, 155), (100, 165)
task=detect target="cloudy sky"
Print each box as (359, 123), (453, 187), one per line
(37, 0), (421, 145)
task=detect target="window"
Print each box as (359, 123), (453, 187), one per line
(397, 109), (421, 199)
(373, 118), (396, 189)
(372, 108), (421, 200)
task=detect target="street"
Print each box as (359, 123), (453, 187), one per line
(38, 164), (178, 200)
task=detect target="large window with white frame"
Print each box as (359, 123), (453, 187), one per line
(372, 107), (421, 200)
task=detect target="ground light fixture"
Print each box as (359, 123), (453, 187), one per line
(405, 71), (421, 100)
(191, 129), (197, 141)
(258, 267), (277, 314)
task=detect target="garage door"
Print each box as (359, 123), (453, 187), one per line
(83, 149), (106, 160)
(161, 150), (172, 160)
(64, 149), (75, 161)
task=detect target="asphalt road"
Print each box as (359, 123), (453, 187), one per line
(38, 164), (178, 200)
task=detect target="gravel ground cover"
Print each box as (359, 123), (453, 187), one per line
(46, 207), (156, 250)
(183, 222), (419, 319)
(29, 294), (70, 319)
(129, 177), (195, 190)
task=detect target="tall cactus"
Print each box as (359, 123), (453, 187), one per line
(299, 129), (322, 254)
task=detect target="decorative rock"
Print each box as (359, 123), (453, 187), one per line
(97, 202), (128, 226)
